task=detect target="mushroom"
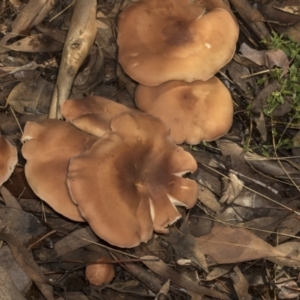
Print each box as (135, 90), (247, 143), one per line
(0, 133), (18, 186)
(67, 112), (198, 248)
(86, 256), (115, 286)
(117, 0), (239, 86)
(21, 119), (98, 221)
(61, 96), (134, 137)
(135, 77), (234, 145)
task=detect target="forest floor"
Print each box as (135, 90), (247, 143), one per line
(1, 0), (300, 299)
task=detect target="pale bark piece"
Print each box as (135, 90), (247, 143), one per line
(118, 0), (238, 86)
(21, 119), (98, 221)
(49, 0), (97, 118)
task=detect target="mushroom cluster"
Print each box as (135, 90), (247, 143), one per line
(117, 0), (239, 145)
(21, 96), (199, 248)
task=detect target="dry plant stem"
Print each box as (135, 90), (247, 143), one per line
(229, 0), (270, 41)
(48, 0), (97, 119)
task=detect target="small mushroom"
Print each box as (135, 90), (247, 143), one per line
(21, 120), (98, 221)
(67, 112), (198, 248)
(118, 0), (239, 86)
(0, 133), (18, 186)
(86, 256), (115, 286)
(135, 77), (234, 145)
(61, 96), (134, 137)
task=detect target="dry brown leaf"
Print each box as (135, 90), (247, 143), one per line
(268, 241), (300, 267)
(0, 230), (55, 300)
(0, 205), (48, 246)
(258, 0), (300, 25)
(254, 111), (267, 142)
(198, 184), (221, 211)
(196, 225), (285, 264)
(35, 227), (99, 262)
(241, 216), (285, 240)
(141, 255), (231, 300)
(277, 215), (300, 243)
(206, 264), (233, 281)
(276, 279), (300, 299)
(0, 0), (58, 47)
(274, 5), (300, 16)
(240, 43), (289, 76)
(220, 173), (244, 204)
(163, 228), (208, 272)
(0, 245), (31, 292)
(5, 34), (63, 52)
(1, 186), (21, 209)
(7, 77), (53, 114)
(292, 130), (300, 156)
(230, 266), (251, 300)
(226, 60), (255, 98)
(73, 44), (104, 94)
(154, 280), (170, 300)
(253, 82), (292, 117)
(0, 264), (26, 300)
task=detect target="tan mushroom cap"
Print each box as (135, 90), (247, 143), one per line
(135, 77), (234, 145)
(61, 96), (134, 137)
(68, 112), (198, 248)
(21, 120), (98, 221)
(118, 0), (239, 86)
(86, 256), (115, 286)
(0, 134), (18, 186)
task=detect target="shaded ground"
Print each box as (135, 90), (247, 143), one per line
(1, 0), (300, 299)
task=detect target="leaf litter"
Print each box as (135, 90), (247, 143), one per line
(1, 0), (300, 299)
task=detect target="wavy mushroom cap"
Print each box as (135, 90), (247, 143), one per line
(21, 120), (98, 221)
(61, 96), (134, 137)
(118, 0), (239, 86)
(67, 112), (198, 248)
(135, 77), (234, 145)
(0, 134), (17, 186)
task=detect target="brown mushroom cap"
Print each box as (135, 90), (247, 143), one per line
(135, 77), (234, 145)
(61, 96), (134, 137)
(21, 120), (98, 221)
(86, 257), (115, 286)
(0, 134), (18, 186)
(118, 0), (239, 86)
(67, 112), (198, 248)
